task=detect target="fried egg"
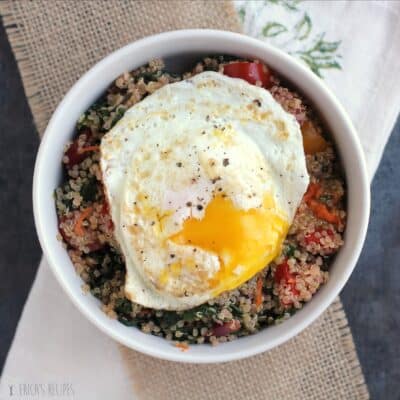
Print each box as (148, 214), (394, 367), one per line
(100, 71), (309, 310)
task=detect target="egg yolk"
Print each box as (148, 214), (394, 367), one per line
(170, 195), (289, 295)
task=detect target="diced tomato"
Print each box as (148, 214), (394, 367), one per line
(101, 200), (114, 231)
(223, 62), (272, 88)
(274, 260), (299, 296)
(86, 241), (104, 252)
(58, 216), (70, 245)
(101, 200), (110, 216)
(138, 309), (152, 317)
(303, 182), (341, 225)
(301, 120), (328, 155)
(64, 128), (93, 168)
(58, 212), (104, 252)
(65, 140), (86, 167)
(304, 227), (334, 246)
(303, 182), (322, 204)
(212, 320), (241, 337)
(309, 200), (341, 225)
(302, 227), (337, 255)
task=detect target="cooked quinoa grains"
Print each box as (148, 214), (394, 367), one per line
(55, 56), (346, 345)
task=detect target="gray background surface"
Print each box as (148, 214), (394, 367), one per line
(0, 22), (399, 399)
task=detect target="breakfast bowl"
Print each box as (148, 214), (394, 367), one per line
(33, 29), (370, 363)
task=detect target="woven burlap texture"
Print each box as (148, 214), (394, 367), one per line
(0, 1), (369, 399)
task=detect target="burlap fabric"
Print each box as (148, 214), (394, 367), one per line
(0, 1), (369, 399)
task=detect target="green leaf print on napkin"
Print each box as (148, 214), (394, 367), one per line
(295, 12), (311, 40)
(294, 33), (342, 77)
(262, 22), (288, 38)
(235, 0), (342, 79)
(267, 0), (301, 11)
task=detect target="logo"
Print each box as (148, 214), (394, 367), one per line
(6, 383), (74, 398)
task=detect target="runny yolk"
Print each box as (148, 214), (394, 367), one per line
(170, 195), (289, 296)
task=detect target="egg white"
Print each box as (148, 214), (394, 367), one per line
(101, 71), (309, 310)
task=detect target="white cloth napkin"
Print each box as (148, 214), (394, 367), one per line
(1, 1), (399, 398)
(236, 0), (400, 177)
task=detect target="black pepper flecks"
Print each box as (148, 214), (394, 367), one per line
(223, 158), (229, 167)
(176, 162), (183, 167)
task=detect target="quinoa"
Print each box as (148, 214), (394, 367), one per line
(55, 56), (346, 346)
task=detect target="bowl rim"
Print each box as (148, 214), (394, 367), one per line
(33, 29), (370, 363)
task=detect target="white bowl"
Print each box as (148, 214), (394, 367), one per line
(33, 29), (370, 363)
